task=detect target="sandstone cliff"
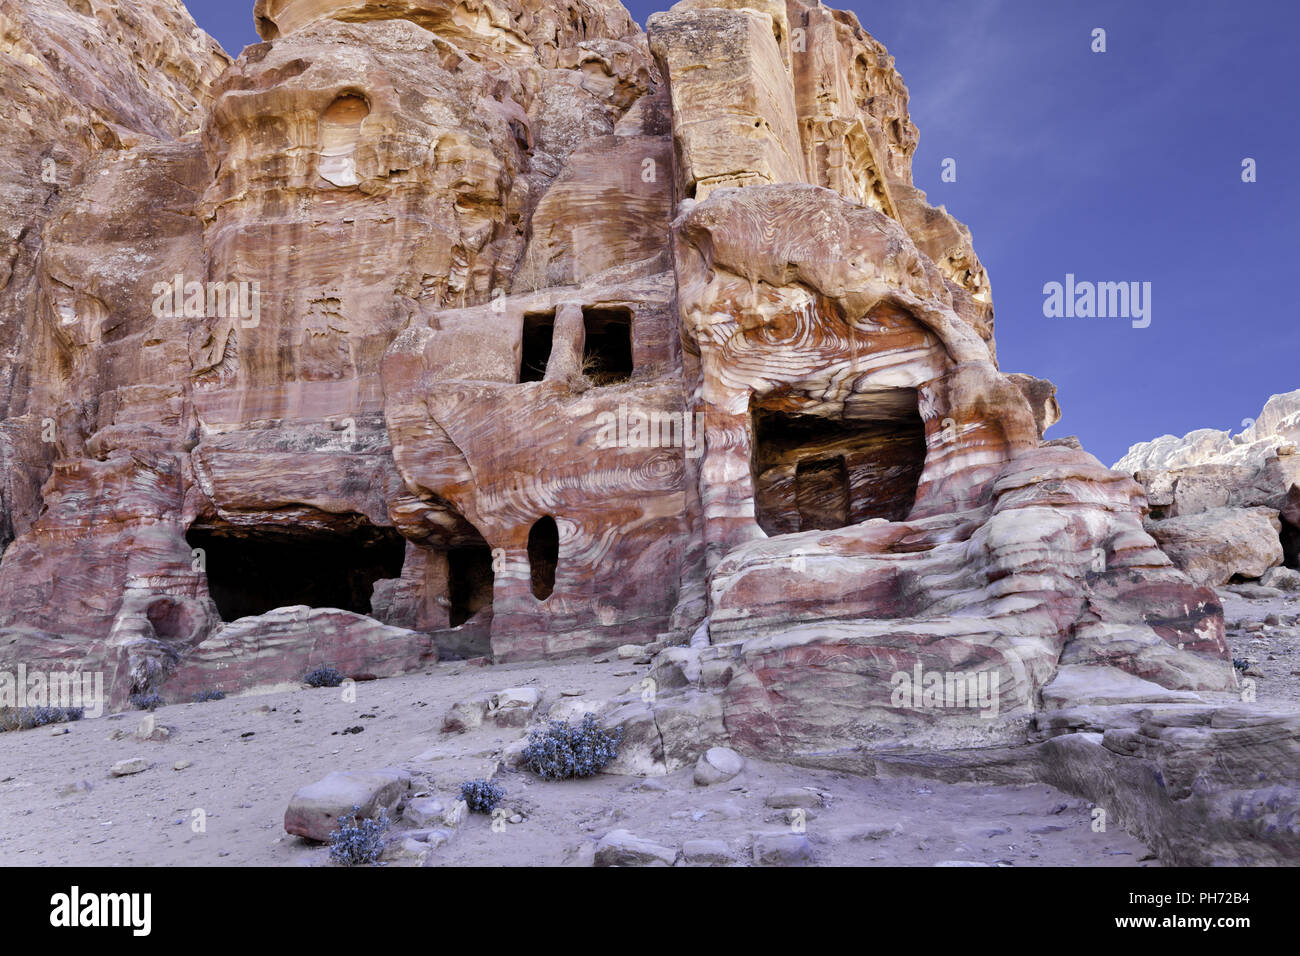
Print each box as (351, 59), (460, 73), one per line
(0, 1), (1233, 759)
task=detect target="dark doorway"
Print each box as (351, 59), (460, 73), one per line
(186, 522), (405, 622)
(1281, 519), (1300, 570)
(751, 391), (928, 536)
(520, 311), (555, 383)
(528, 516), (559, 600)
(582, 307), (633, 385)
(448, 544), (495, 628)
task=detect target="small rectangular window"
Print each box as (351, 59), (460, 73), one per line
(582, 307), (633, 385)
(520, 311), (555, 383)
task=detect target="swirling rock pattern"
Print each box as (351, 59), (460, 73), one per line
(0, 0), (1234, 749)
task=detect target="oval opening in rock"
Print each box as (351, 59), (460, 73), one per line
(528, 516), (559, 601)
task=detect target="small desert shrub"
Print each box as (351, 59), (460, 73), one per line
(579, 353), (623, 389)
(190, 690), (226, 703)
(0, 706), (84, 733)
(460, 779), (506, 814)
(328, 806), (390, 866)
(304, 666), (344, 688)
(130, 693), (164, 712)
(522, 715), (623, 781)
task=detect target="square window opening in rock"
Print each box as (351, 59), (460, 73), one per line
(751, 394), (928, 536)
(520, 311), (555, 383)
(186, 523), (405, 623)
(582, 307), (633, 385)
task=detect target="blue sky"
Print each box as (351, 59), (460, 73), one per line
(185, 0), (1299, 464)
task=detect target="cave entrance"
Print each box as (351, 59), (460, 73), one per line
(520, 310), (555, 383)
(582, 307), (633, 385)
(1282, 518), (1300, 570)
(448, 542), (494, 628)
(528, 516), (559, 600)
(751, 390), (928, 535)
(186, 521), (405, 623)
(405, 510), (495, 659)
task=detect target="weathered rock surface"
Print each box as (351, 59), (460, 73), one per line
(752, 832), (815, 866)
(441, 694), (493, 734)
(490, 687), (542, 727)
(694, 746), (744, 786)
(681, 838), (737, 865)
(594, 829), (678, 866)
(1, 0), (1287, 866)
(1115, 391), (1300, 588)
(164, 607), (435, 702)
(0, 0), (228, 553)
(110, 757), (150, 777)
(1116, 390), (1300, 473)
(0, 0), (1230, 721)
(284, 768), (411, 842)
(1146, 507), (1283, 587)
(1040, 665), (1205, 710)
(403, 796), (449, 828)
(1037, 707), (1300, 866)
(1261, 567), (1300, 591)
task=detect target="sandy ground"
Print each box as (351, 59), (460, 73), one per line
(1218, 587), (1300, 710)
(0, 652), (1158, 867)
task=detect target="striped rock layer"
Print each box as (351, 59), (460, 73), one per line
(0, 0), (1234, 765)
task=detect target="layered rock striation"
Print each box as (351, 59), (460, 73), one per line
(0, 0), (1234, 760)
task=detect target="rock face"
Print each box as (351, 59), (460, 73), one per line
(0, 0), (1232, 750)
(1116, 390), (1300, 473)
(164, 607), (436, 699)
(0, 0), (228, 561)
(1146, 507), (1283, 587)
(1114, 391), (1300, 586)
(1037, 706), (1300, 866)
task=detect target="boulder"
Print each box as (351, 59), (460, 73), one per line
(594, 830), (679, 867)
(441, 695), (492, 734)
(1146, 507), (1283, 586)
(1260, 567), (1300, 591)
(763, 788), (827, 810)
(284, 769), (411, 843)
(403, 797), (448, 829)
(602, 691), (726, 776)
(693, 747), (745, 786)
(442, 800), (469, 830)
(490, 688), (542, 728)
(165, 608), (436, 701)
(752, 833), (816, 866)
(681, 839), (738, 865)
